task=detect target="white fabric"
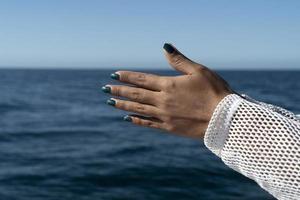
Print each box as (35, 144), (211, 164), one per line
(204, 94), (300, 200)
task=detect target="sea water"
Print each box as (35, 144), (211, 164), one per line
(0, 69), (299, 200)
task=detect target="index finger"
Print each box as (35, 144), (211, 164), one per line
(113, 71), (163, 91)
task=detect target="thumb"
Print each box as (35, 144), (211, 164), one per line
(163, 43), (202, 74)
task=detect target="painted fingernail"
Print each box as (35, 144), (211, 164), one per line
(123, 115), (132, 122)
(163, 43), (175, 54)
(106, 99), (116, 106)
(101, 86), (111, 93)
(110, 73), (120, 80)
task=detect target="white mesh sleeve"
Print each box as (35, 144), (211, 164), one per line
(240, 94), (300, 122)
(204, 94), (300, 200)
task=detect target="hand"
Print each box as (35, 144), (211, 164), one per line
(102, 43), (233, 138)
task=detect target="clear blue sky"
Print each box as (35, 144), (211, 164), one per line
(1, 0), (300, 69)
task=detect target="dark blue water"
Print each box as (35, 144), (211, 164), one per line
(0, 69), (299, 200)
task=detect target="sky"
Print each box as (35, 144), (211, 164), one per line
(0, 0), (300, 70)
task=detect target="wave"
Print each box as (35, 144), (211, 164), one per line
(0, 102), (29, 113)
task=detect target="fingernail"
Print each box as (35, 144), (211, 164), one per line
(106, 99), (116, 106)
(163, 43), (175, 54)
(110, 73), (120, 80)
(123, 115), (132, 122)
(101, 86), (111, 93)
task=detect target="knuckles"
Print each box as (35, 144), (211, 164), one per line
(133, 118), (157, 128)
(117, 101), (146, 113)
(170, 54), (184, 66)
(134, 73), (147, 86)
(143, 120), (154, 127)
(165, 124), (176, 132)
(134, 117), (142, 125)
(117, 101), (125, 109)
(117, 71), (147, 85)
(131, 90), (143, 101)
(134, 104), (145, 112)
(113, 87), (147, 103)
(194, 66), (210, 77)
(113, 87), (121, 96)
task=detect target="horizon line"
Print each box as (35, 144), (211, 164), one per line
(0, 66), (299, 71)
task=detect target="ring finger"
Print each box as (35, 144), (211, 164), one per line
(108, 98), (162, 119)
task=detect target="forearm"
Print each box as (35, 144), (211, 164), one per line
(204, 94), (300, 200)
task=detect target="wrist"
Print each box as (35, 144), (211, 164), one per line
(204, 94), (242, 156)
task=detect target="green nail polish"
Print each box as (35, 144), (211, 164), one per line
(101, 86), (111, 93)
(123, 115), (132, 122)
(110, 73), (120, 80)
(106, 99), (116, 106)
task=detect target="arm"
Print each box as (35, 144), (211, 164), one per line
(205, 94), (300, 199)
(103, 43), (299, 199)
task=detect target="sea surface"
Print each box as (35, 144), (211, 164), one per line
(0, 69), (299, 200)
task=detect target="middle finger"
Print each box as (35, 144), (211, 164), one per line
(105, 85), (159, 105)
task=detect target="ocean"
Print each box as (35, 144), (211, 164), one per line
(0, 69), (299, 200)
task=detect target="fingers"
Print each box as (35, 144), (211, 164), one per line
(163, 43), (204, 75)
(107, 85), (158, 105)
(109, 98), (161, 118)
(112, 71), (162, 91)
(124, 114), (165, 130)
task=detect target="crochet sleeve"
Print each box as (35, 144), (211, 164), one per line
(204, 94), (300, 200)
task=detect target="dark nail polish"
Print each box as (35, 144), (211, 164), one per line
(163, 43), (175, 54)
(106, 99), (116, 106)
(101, 86), (111, 93)
(110, 73), (120, 80)
(123, 115), (132, 122)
